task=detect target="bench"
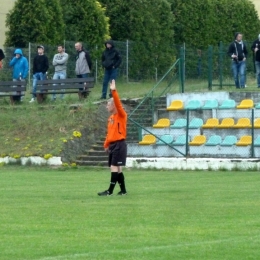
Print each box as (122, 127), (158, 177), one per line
(0, 80), (26, 104)
(34, 77), (95, 103)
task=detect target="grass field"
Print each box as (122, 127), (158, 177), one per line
(1, 166), (260, 260)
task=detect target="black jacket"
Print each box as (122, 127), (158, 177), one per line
(251, 39), (260, 62)
(227, 41), (248, 61)
(0, 49), (5, 61)
(33, 54), (49, 74)
(101, 40), (122, 69)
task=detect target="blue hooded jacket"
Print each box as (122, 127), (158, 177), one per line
(9, 49), (29, 79)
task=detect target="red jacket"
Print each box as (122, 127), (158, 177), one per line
(104, 90), (127, 148)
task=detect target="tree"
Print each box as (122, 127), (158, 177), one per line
(99, 0), (176, 78)
(59, 0), (110, 49)
(168, 0), (260, 48)
(5, 0), (65, 47)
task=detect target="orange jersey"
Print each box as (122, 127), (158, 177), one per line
(104, 90), (127, 148)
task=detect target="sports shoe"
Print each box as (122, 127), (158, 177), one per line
(98, 190), (112, 196)
(117, 191), (127, 195)
(29, 98), (35, 103)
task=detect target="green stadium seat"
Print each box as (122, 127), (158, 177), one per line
(170, 118), (187, 128)
(255, 103), (260, 109)
(205, 135), (222, 146)
(172, 134), (189, 146)
(202, 99), (218, 109)
(220, 135), (237, 146)
(254, 136), (260, 146)
(156, 134), (174, 145)
(185, 100), (201, 110)
(189, 118), (203, 129)
(218, 99), (236, 109)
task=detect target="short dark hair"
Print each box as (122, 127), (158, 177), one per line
(58, 44), (64, 48)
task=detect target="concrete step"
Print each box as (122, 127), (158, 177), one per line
(90, 144), (104, 151)
(77, 155), (107, 161)
(75, 160), (108, 167)
(84, 150), (107, 157)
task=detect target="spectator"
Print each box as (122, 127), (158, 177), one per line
(0, 48), (5, 69)
(227, 32), (248, 89)
(30, 45), (49, 103)
(98, 80), (127, 196)
(75, 42), (92, 98)
(52, 45), (69, 100)
(101, 40), (122, 99)
(251, 34), (260, 88)
(9, 49), (28, 102)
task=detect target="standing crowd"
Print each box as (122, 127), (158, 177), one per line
(0, 39), (122, 102)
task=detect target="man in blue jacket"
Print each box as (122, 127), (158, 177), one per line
(9, 49), (29, 102)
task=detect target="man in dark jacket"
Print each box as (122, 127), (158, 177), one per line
(251, 34), (260, 88)
(101, 40), (122, 99)
(30, 45), (49, 102)
(227, 32), (248, 89)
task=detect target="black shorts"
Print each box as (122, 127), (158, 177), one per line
(108, 140), (127, 167)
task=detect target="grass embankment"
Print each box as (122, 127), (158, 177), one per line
(1, 167), (260, 259)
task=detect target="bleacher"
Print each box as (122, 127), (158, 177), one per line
(127, 92), (260, 158)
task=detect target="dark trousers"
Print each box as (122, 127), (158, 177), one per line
(101, 68), (118, 98)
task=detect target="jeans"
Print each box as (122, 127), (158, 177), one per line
(102, 68), (118, 98)
(52, 71), (66, 100)
(32, 72), (46, 98)
(231, 60), (246, 88)
(255, 61), (260, 87)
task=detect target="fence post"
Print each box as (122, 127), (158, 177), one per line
(208, 45), (213, 90)
(251, 109), (255, 158)
(185, 109), (189, 157)
(218, 41), (223, 90)
(29, 42), (31, 90)
(126, 40), (129, 83)
(95, 45), (98, 82)
(179, 47), (185, 93)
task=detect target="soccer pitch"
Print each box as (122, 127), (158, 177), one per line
(1, 166), (260, 260)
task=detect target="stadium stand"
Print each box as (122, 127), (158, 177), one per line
(205, 135), (222, 146)
(201, 99), (218, 109)
(232, 118), (251, 128)
(189, 118), (204, 129)
(236, 136), (252, 146)
(166, 100), (184, 111)
(218, 99), (236, 109)
(202, 118), (219, 128)
(236, 99), (254, 109)
(217, 118), (235, 128)
(156, 134), (174, 145)
(170, 118), (187, 128)
(220, 135), (238, 146)
(153, 118), (170, 128)
(185, 100), (201, 110)
(189, 135), (207, 146)
(139, 135), (156, 145)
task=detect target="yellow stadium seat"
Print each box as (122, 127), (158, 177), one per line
(139, 135), (156, 145)
(233, 118), (251, 128)
(153, 118), (170, 128)
(254, 118), (260, 128)
(166, 100), (184, 111)
(236, 136), (252, 146)
(236, 99), (254, 109)
(217, 118), (235, 128)
(189, 135), (206, 146)
(202, 118), (219, 128)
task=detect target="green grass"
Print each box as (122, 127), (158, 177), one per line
(1, 166), (260, 259)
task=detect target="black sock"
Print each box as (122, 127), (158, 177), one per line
(108, 172), (118, 194)
(118, 172), (126, 193)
